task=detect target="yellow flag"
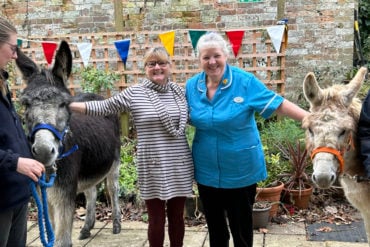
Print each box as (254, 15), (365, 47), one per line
(158, 31), (175, 56)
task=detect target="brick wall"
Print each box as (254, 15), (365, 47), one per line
(2, 0), (358, 101)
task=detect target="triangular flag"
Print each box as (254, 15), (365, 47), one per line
(77, 42), (92, 67)
(225, 31), (245, 57)
(114, 39), (131, 65)
(17, 39), (22, 47)
(158, 31), (175, 56)
(41, 42), (58, 65)
(266, 25), (286, 53)
(189, 30), (207, 52)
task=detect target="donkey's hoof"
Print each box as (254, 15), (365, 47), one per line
(113, 221), (121, 234)
(78, 229), (91, 240)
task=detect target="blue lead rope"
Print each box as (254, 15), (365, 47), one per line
(30, 173), (56, 247)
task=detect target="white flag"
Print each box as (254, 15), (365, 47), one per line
(266, 25), (286, 53)
(77, 42), (92, 67)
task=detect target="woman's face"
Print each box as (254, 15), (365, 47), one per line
(144, 58), (171, 85)
(199, 47), (227, 81)
(0, 33), (17, 69)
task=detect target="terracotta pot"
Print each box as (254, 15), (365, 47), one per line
(281, 183), (313, 209)
(252, 202), (272, 229)
(256, 181), (284, 218)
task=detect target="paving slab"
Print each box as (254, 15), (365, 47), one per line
(27, 219), (370, 247)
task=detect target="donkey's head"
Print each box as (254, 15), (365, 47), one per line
(17, 41), (73, 170)
(302, 67), (368, 189)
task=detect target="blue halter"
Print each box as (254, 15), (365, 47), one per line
(29, 123), (78, 247)
(29, 123), (79, 159)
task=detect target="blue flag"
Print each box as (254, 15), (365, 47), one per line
(114, 39), (131, 65)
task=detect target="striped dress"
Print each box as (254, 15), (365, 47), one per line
(85, 80), (194, 200)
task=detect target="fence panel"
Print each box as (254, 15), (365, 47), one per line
(10, 27), (287, 100)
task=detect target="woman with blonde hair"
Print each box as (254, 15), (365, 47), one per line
(69, 47), (194, 247)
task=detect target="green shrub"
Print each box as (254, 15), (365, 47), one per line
(258, 116), (306, 187)
(79, 66), (119, 93)
(119, 137), (139, 200)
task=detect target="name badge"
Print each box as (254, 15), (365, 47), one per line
(233, 96), (244, 103)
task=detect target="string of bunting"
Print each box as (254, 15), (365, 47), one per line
(17, 25), (286, 67)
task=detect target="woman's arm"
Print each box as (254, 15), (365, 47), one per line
(69, 102), (87, 114)
(275, 99), (309, 122)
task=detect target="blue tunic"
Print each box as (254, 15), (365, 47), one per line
(185, 64), (284, 188)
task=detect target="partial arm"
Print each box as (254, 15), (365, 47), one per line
(69, 102), (87, 114)
(275, 99), (309, 122)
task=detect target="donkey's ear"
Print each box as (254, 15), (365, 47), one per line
(15, 47), (40, 80)
(341, 67), (368, 106)
(303, 72), (323, 110)
(51, 40), (72, 86)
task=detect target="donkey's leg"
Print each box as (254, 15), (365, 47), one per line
(79, 186), (97, 240)
(106, 157), (122, 234)
(361, 212), (370, 247)
(51, 187), (75, 247)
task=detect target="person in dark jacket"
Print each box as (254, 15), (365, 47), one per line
(0, 17), (45, 247)
(359, 90), (370, 178)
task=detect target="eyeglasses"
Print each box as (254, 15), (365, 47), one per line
(145, 61), (168, 68)
(4, 41), (17, 55)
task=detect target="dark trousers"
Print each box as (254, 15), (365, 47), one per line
(145, 197), (186, 247)
(198, 183), (256, 247)
(0, 202), (28, 247)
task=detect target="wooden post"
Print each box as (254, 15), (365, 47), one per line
(113, 0), (129, 139)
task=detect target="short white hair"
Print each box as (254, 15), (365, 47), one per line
(196, 32), (230, 57)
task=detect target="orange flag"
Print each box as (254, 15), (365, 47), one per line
(225, 31), (245, 57)
(41, 42), (58, 65)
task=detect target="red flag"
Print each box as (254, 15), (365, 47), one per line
(41, 42), (58, 65)
(225, 31), (245, 57)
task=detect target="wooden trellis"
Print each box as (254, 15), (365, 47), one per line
(9, 27), (287, 100)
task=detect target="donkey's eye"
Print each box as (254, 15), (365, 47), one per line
(339, 130), (346, 137)
(308, 128), (313, 136)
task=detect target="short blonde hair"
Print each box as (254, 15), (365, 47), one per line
(196, 32), (230, 57)
(143, 47), (171, 65)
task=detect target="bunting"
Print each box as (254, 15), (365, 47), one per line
(158, 31), (175, 56)
(225, 31), (245, 57)
(18, 26), (287, 65)
(114, 39), (131, 65)
(17, 38), (22, 47)
(266, 25), (286, 53)
(76, 43), (92, 67)
(41, 42), (58, 65)
(189, 30), (207, 53)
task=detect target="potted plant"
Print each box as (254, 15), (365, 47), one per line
(256, 117), (299, 217)
(255, 150), (285, 218)
(278, 140), (313, 209)
(252, 201), (272, 229)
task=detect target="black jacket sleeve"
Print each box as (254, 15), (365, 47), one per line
(358, 90), (370, 177)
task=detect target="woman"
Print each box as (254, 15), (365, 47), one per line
(69, 47), (193, 247)
(185, 32), (308, 247)
(0, 17), (45, 247)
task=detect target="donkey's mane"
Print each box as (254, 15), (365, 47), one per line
(314, 84), (362, 127)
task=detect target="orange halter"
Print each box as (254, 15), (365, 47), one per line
(310, 147), (345, 174)
(310, 134), (355, 174)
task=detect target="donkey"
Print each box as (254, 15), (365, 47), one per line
(16, 41), (122, 247)
(302, 67), (370, 244)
